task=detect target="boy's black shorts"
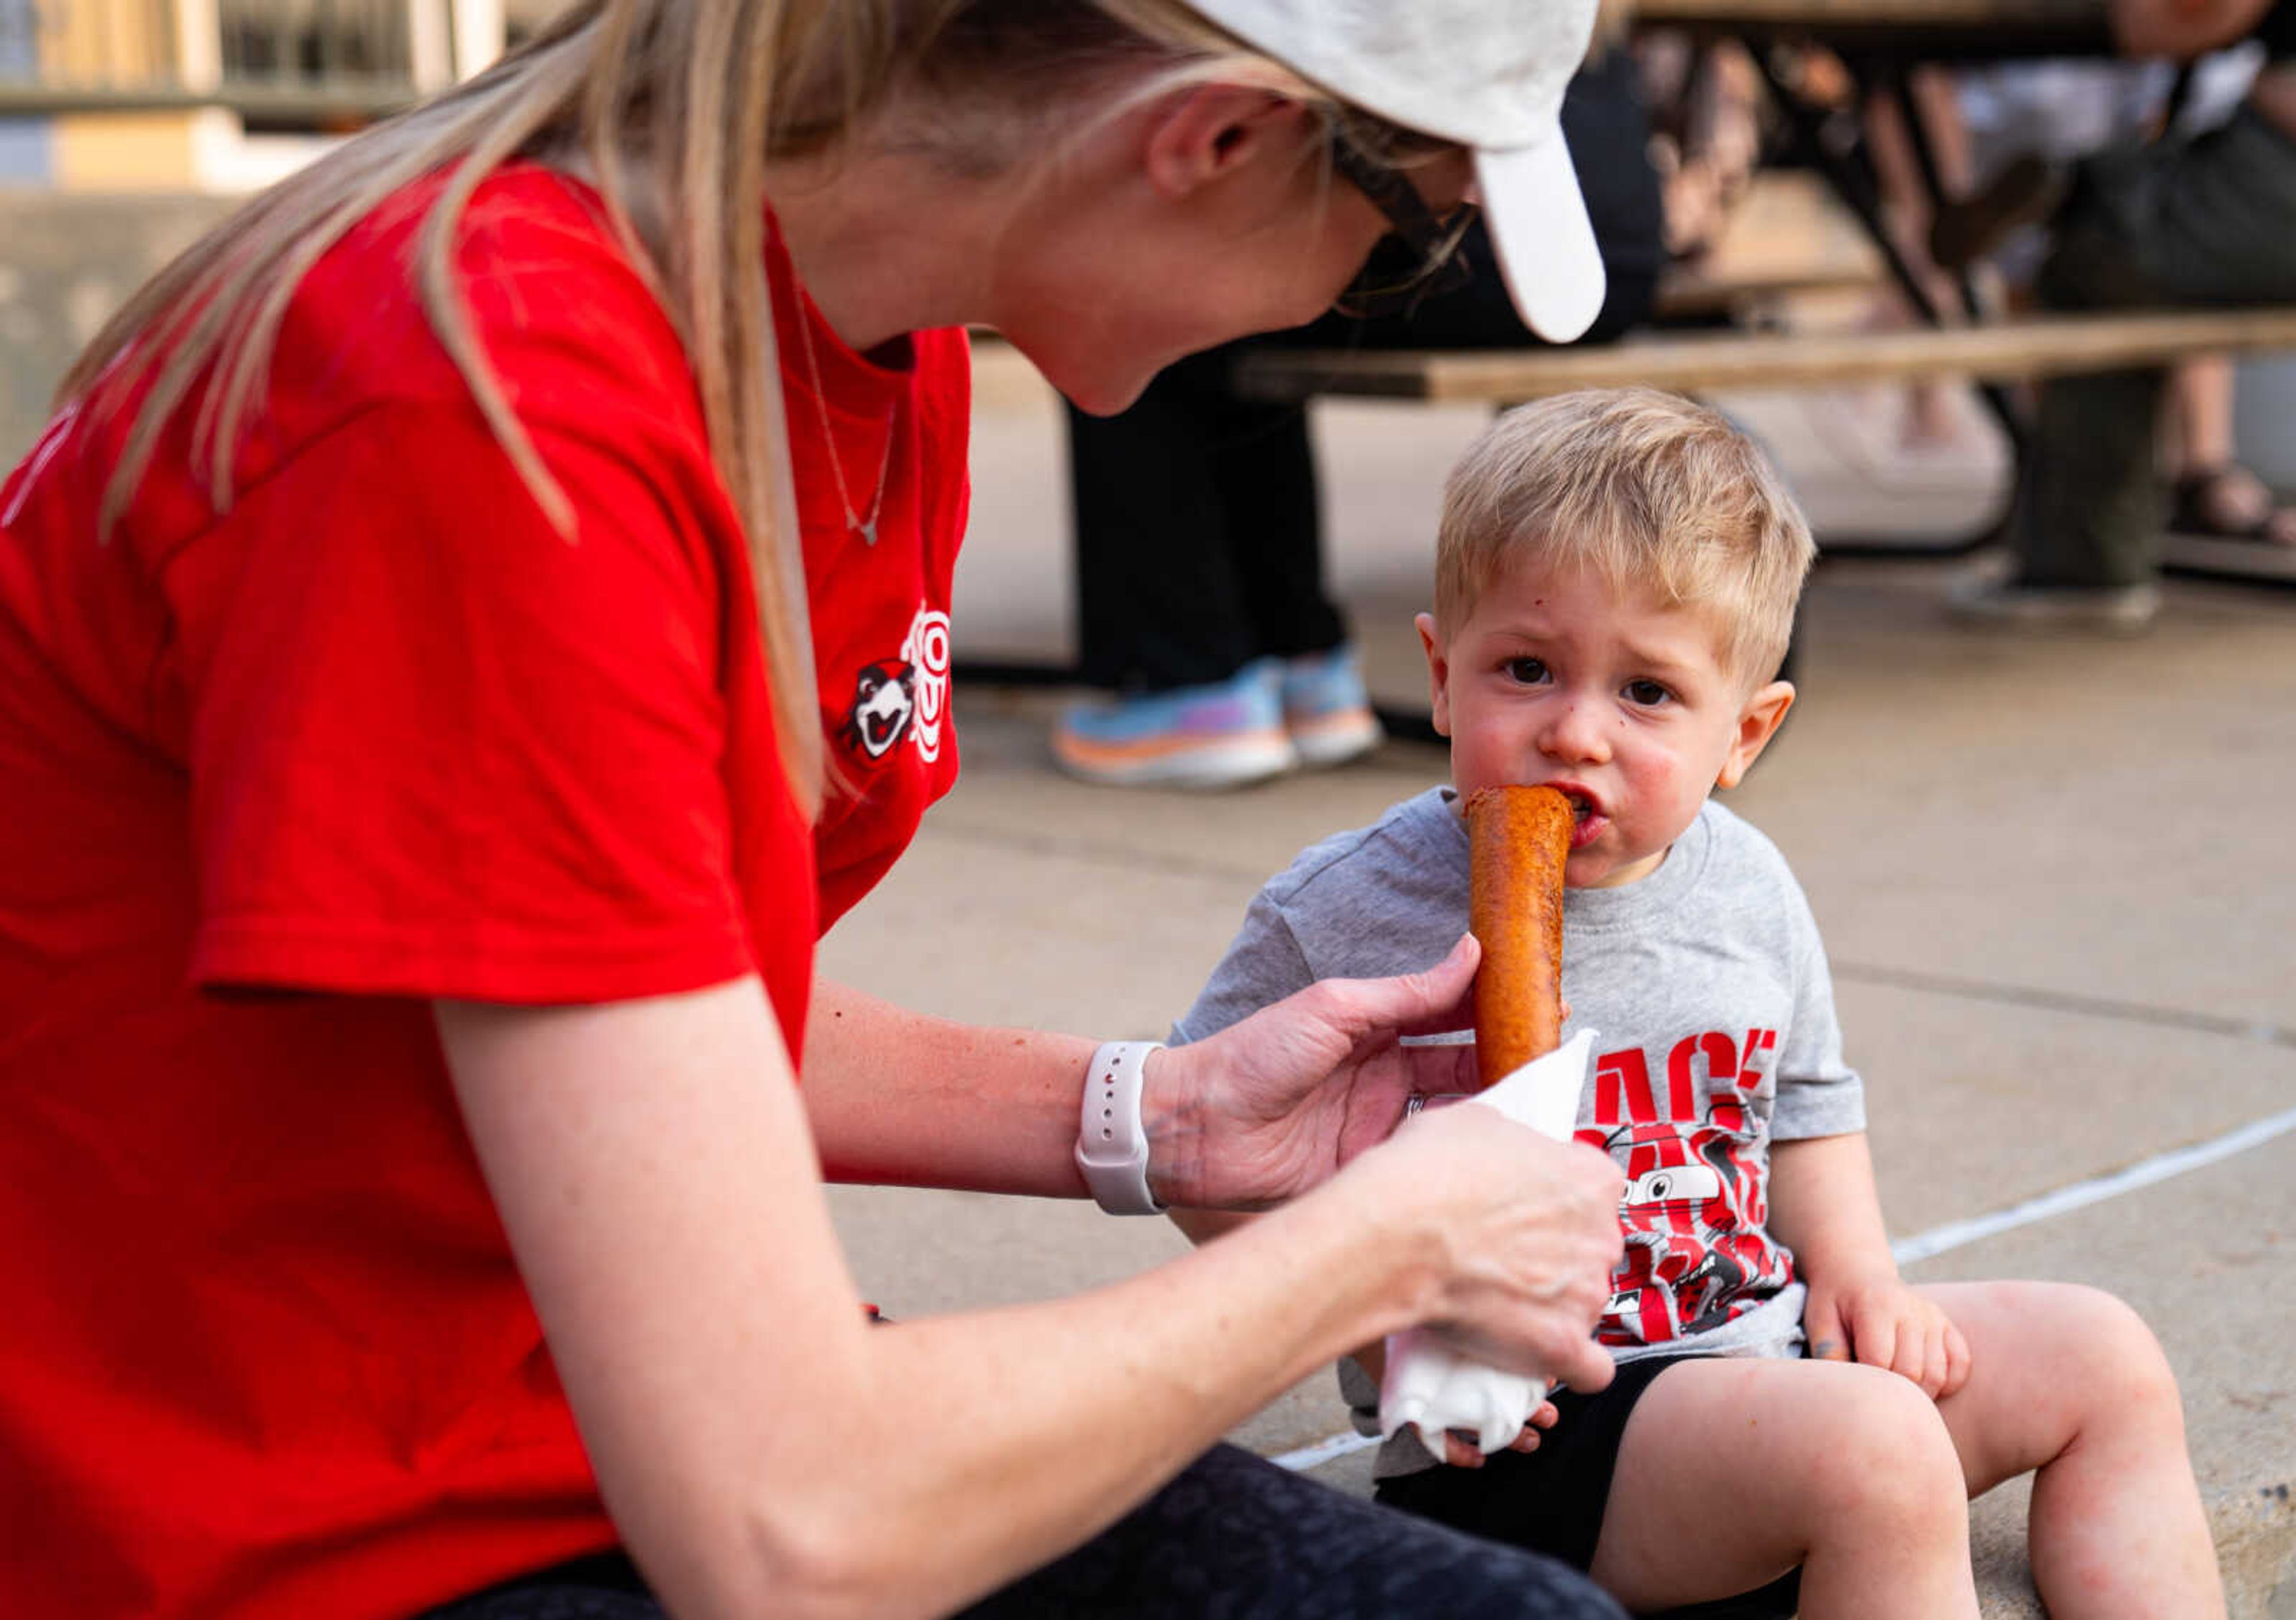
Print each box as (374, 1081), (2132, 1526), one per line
(1372, 1353), (1801, 1620)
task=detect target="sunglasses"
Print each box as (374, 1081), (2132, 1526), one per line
(1328, 135), (1480, 319)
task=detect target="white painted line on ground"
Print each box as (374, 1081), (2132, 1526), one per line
(1270, 1428), (1382, 1472)
(1274, 1101), (2296, 1474)
(1886, 1101), (2296, 1266)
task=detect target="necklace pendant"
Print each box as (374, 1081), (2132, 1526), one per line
(857, 515), (879, 547)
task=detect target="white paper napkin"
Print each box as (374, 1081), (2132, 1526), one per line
(1379, 1029), (1599, 1455)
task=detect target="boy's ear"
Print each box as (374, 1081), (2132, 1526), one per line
(1415, 612), (1454, 738)
(1140, 84), (1310, 203)
(1716, 679), (1794, 790)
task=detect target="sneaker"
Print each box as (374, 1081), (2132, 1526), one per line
(1051, 659), (1297, 788)
(1278, 644), (1384, 768)
(1944, 571), (2161, 634)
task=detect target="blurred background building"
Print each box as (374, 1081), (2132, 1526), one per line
(0, 1), (565, 458)
(0, 0), (571, 191)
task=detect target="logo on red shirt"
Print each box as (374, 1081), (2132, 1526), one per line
(837, 604), (951, 766)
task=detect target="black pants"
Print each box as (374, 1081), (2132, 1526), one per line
(425, 1445), (1626, 1620)
(2014, 99), (2296, 586)
(1069, 53), (1666, 693)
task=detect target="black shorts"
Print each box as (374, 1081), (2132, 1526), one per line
(1372, 1355), (1800, 1620)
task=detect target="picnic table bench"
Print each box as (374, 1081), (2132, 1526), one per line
(1232, 307), (2296, 406)
(1233, 297), (2296, 595)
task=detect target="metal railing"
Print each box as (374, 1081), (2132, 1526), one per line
(0, 0), (425, 122)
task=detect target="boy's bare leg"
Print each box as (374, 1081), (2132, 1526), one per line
(1587, 1356), (1980, 1618)
(1923, 1280), (2225, 1620)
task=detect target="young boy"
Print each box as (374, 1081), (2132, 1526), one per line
(1170, 389), (2222, 1618)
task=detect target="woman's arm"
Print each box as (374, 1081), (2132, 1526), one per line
(439, 979), (1622, 1620)
(802, 955), (1485, 1203)
(800, 977), (1097, 1194)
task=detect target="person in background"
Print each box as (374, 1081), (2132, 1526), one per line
(1938, 48), (2293, 544)
(1942, 0), (2296, 627)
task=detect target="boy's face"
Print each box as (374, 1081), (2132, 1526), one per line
(1418, 561), (1796, 888)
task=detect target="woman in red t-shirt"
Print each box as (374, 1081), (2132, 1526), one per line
(0, 4), (1631, 1617)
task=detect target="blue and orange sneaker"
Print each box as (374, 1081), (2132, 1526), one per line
(1051, 659), (1297, 788)
(1278, 644), (1384, 768)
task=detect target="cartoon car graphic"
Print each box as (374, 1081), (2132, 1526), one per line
(1603, 1120), (1758, 1343)
(1608, 1121), (1727, 1219)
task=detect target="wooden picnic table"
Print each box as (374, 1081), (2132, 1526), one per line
(1234, 308), (2296, 404)
(1635, 0), (2111, 57)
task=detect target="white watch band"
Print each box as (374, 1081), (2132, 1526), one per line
(1075, 1040), (1166, 1215)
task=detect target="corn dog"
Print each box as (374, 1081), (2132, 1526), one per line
(1465, 784), (1573, 1089)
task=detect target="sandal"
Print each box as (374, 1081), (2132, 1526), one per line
(2166, 465), (2296, 546)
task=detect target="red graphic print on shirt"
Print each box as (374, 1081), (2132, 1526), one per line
(1577, 1026), (1793, 1348)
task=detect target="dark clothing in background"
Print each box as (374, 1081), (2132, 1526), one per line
(2014, 100), (2296, 588)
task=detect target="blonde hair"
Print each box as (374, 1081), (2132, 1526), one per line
(62, 0), (1422, 817)
(1433, 387), (1813, 684)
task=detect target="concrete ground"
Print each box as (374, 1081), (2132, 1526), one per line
(823, 350), (2296, 1616)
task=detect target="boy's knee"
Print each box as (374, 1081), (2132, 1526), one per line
(2046, 1284), (2184, 1425)
(1805, 1365), (1964, 1526)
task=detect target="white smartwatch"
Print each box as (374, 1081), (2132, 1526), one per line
(1074, 1040), (1166, 1215)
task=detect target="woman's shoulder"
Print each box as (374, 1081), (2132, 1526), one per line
(280, 163), (696, 432)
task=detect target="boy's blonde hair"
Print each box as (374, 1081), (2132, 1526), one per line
(1434, 387), (1814, 684)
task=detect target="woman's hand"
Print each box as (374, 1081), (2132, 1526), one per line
(1805, 1267), (1972, 1400)
(1142, 935), (1486, 1209)
(1353, 1102), (1623, 1393)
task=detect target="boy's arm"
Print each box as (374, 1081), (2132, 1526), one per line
(1768, 1132), (1969, 1399)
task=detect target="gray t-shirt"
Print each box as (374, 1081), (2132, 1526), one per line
(1173, 789), (1867, 1475)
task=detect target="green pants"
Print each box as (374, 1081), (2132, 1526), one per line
(2016, 102), (2296, 588)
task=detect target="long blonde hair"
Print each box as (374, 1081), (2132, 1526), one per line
(63, 0), (1416, 815)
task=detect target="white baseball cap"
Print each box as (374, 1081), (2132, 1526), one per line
(1181, 0), (1606, 342)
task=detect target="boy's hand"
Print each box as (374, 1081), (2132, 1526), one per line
(1805, 1270), (1971, 1400)
(1436, 1399), (1559, 1469)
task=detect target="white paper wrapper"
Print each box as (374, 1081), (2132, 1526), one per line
(1379, 1029), (1598, 1456)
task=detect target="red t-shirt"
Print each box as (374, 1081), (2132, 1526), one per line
(0, 166), (968, 1618)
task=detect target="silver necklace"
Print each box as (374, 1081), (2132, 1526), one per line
(786, 276), (895, 547)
